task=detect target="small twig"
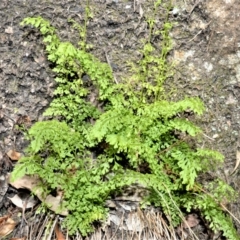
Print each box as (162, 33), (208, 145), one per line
(187, 29), (203, 43)
(188, 0), (202, 19)
(47, 215), (59, 240)
(109, 212), (125, 240)
(202, 133), (215, 141)
(196, 185), (240, 225)
(36, 214), (49, 240)
(220, 203), (240, 225)
(187, 21), (211, 43)
(158, 185), (200, 240)
(156, 136), (191, 157)
(22, 201), (28, 224)
(104, 50), (118, 84)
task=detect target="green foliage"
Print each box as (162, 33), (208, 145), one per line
(179, 189), (239, 240)
(12, 2), (239, 239)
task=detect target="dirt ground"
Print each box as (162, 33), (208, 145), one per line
(1, 0), (240, 239)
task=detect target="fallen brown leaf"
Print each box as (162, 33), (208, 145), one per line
(34, 56), (45, 64)
(55, 224), (66, 240)
(231, 150), (240, 175)
(9, 174), (68, 216)
(0, 215), (16, 237)
(8, 194), (37, 209)
(15, 115), (31, 126)
(182, 214), (199, 229)
(5, 26), (13, 34)
(0, 215), (8, 224)
(44, 195), (68, 216)
(8, 174), (41, 190)
(7, 150), (21, 161)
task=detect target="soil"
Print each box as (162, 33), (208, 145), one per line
(1, 0), (240, 239)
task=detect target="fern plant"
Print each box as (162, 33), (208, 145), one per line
(12, 1), (239, 239)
